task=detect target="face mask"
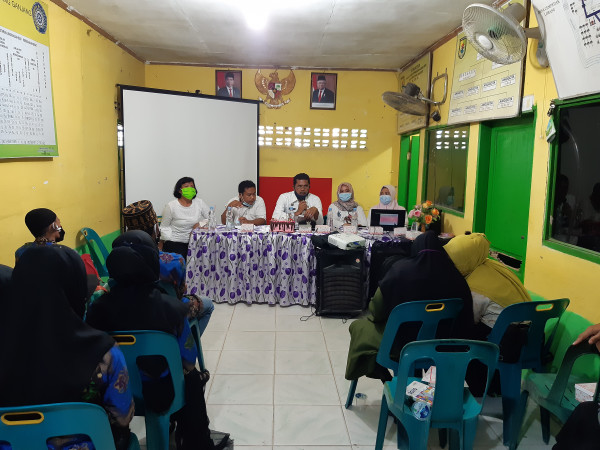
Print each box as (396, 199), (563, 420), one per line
(56, 227), (65, 242)
(380, 195), (392, 205)
(181, 187), (196, 200)
(241, 201), (253, 208)
(339, 192), (352, 202)
(294, 192), (307, 201)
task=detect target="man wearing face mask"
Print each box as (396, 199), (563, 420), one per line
(221, 180), (266, 225)
(272, 173), (323, 225)
(15, 208), (66, 263)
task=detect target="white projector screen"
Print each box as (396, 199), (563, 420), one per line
(120, 86), (259, 218)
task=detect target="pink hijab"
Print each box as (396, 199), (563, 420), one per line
(372, 185), (405, 210)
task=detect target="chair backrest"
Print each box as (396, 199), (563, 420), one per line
(376, 298), (464, 373)
(487, 298), (569, 370)
(0, 402), (116, 450)
(80, 227), (110, 278)
(393, 339), (499, 423)
(110, 330), (185, 417)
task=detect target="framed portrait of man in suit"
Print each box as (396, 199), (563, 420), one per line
(310, 73), (337, 110)
(216, 70), (242, 98)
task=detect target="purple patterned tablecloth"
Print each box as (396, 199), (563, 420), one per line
(185, 226), (406, 306)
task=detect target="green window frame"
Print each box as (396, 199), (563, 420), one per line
(544, 93), (600, 264)
(422, 124), (469, 216)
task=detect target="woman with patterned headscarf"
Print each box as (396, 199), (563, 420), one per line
(367, 185), (407, 226)
(327, 182), (367, 229)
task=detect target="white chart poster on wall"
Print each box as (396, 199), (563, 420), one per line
(0, 1), (57, 158)
(533, 0), (600, 99)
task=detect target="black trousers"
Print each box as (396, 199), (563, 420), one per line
(163, 241), (189, 261)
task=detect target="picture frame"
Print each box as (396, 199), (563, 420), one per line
(215, 70), (242, 98)
(310, 72), (337, 110)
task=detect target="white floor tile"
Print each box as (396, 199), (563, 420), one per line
(224, 331), (276, 351)
(275, 351), (332, 375)
(201, 330), (227, 351)
(342, 404), (397, 446)
(207, 404), (273, 446)
(328, 350), (349, 378)
(234, 303), (277, 318)
(323, 331), (351, 351)
(273, 405), (350, 445)
(207, 313), (233, 332)
(275, 331), (326, 351)
(230, 313), (276, 331)
(276, 315), (323, 332)
(274, 374), (340, 405)
(208, 374), (274, 404)
(275, 304), (313, 316)
(217, 350), (275, 374)
(273, 447), (351, 450)
(335, 374), (383, 407)
(203, 350), (222, 373)
(319, 317), (357, 334)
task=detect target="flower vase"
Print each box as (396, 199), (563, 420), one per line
(420, 223), (427, 232)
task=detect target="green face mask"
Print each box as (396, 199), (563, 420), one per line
(181, 187), (196, 200)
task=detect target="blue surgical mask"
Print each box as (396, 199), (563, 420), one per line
(380, 194), (392, 205)
(339, 192), (352, 202)
(242, 200), (253, 207)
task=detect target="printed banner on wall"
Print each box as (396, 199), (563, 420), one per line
(447, 0), (524, 125)
(0, 0), (58, 158)
(397, 53), (431, 135)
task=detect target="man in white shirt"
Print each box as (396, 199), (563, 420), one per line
(272, 173), (323, 225)
(221, 180), (267, 225)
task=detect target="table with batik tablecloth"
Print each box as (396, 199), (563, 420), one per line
(185, 226), (409, 306)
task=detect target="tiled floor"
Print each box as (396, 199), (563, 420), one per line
(132, 302), (561, 449)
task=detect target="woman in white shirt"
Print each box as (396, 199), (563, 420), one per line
(159, 176), (210, 260)
(367, 184), (407, 226)
(327, 182), (367, 229)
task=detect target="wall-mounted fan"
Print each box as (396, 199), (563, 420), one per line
(382, 72), (448, 121)
(462, 2), (548, 67)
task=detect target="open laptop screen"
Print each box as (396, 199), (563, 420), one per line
(370, 209), (406, 231)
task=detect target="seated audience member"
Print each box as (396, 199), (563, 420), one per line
(221, 180), (267, 225)
(0, 246), (135, 450)
(0, 265), (12, 297)
(552, 324), (600, 450)
(368, 185), (407, 225)
(14, 208), (65, 263)
(86, 231), (227, 450)
(443, 232), (531, 338)
(122, 200), (214, 333)
(327, 182), (367, 229)
(160, 176), (210, 260)
(345, 231), (474, 382)
(272, 172), (323, 225)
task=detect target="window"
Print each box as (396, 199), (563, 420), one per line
(425, 125), (468, 213)
(258, 125), (367, 149)
(547, 98), (600, 256)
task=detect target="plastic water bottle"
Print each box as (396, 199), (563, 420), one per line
(225, 206), (234, 230)
(288, 206), (295, 222)
(208, 206), (216, 231)
(411, 400), (431, 420)
(327, 207), (333, 227)
(351, 207), (358, 228)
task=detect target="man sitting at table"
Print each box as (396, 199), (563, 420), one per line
(221, 180), (267, 226)
(272, 173), (323, 225)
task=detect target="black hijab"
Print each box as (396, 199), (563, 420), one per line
(0, 246), (115, 406)
(0, 264), (12, 300)
(378, 231), (474, 338)
(86, 231), (188, 334)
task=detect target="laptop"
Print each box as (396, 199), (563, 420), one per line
(369, 209), (406, 231)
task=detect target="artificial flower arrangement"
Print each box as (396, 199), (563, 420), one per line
(408, 200), (441, 229)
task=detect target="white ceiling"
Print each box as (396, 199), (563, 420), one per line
(62, 0), (496, 70)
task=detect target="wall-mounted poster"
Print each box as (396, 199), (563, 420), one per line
(310, 73), (337, 110)
(1, 1), (58, 158)
(447, 0), (524, 125)
(397, 53), (431, 134)
(216, 70), (242, 98)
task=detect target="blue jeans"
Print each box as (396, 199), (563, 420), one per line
(194, 296), (214, 337)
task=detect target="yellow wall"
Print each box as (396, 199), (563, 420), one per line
(0, 4), (145, 265)
(145, 66), (400, 211)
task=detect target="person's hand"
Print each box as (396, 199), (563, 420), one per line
(573, 324), (600, 351)
(239, 217), (250, 224)
(228, 200), (244, 208)
(304, 207), (318, 221)
(295, 201), (308, 215)
(192, 222), (200, 229)
(157, 240), (164, 251)
(344, 214), (352, 224)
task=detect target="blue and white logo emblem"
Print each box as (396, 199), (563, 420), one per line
(32, 3), (48, 34)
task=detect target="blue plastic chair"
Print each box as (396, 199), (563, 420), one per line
(80, 227), (110, 278)
(345, 298), (464, 409)
(485, 298), (569, 447)
(0, 402), (139, 450)
(111, 331), (185, 450)
(375, 339), (500, 450)
(188, 318), (206, 371)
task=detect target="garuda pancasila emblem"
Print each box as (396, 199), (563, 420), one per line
(255, 69), (296, 109)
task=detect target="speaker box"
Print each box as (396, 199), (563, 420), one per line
(315, 247), (365, 317)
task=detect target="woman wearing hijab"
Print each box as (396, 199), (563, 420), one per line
(327, 182), (368, 229)
(345, 231), (474, 381)
(0, 246), (135, 450)
(86, 230), (226, 450)
(367, 185), (407, 226)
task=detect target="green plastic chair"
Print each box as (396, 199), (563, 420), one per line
(80, 227), (110, 278)
(111, 331), (185, 450)
(188, 318), (206, 371)
(516, 341), (600, 448)
(0, 402), (139, 450)
(485, 298), (569, 447)
(375, 339), (500, 450)
(345, 298), (464, 409)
